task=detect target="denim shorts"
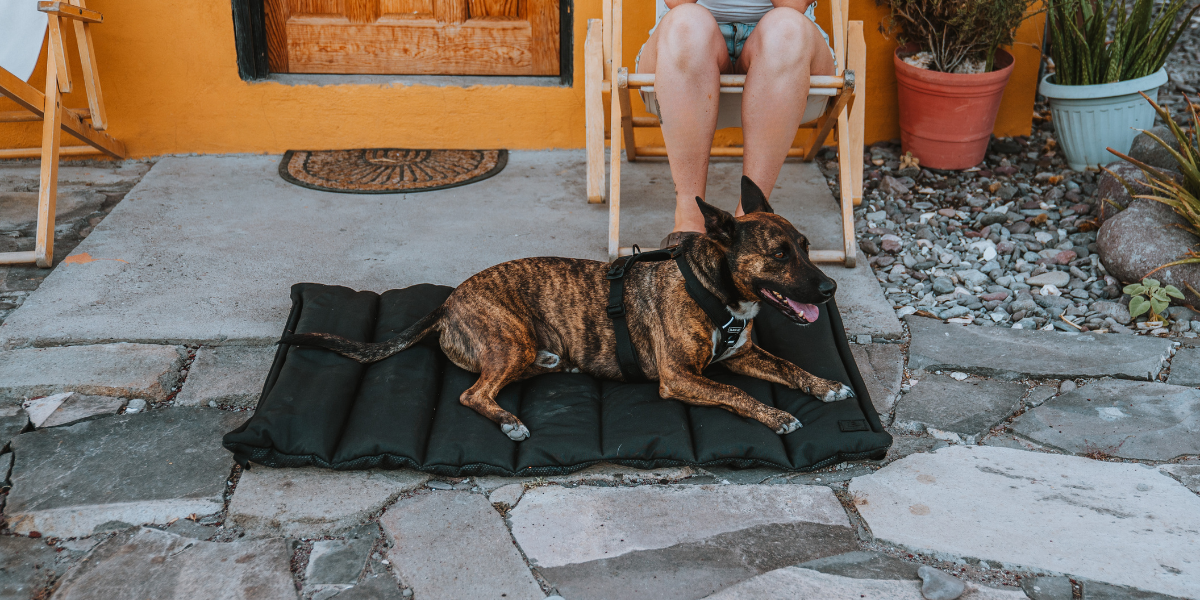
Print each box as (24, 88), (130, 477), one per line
(636, 4), (836, 69)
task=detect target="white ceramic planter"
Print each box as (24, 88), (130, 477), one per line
(1038, 69), (1168, 171)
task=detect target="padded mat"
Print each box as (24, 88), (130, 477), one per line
(223, 283), (892, 476)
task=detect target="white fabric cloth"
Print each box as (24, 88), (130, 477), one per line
(654, 0), (815, 25)
(0, 0), (49, 81)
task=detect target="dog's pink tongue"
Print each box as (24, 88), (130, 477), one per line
(787, 299), (819, 323)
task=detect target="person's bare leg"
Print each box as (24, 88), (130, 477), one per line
(734, 8), (836, 216)
(638, 5), (732, 233)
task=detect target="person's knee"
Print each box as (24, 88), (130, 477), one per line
(657, 5), (723, 61)
(752, 8), (817, 63)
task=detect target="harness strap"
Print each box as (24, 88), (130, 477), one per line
(674, 254), (747, 361)
(606, 246), (682, 381)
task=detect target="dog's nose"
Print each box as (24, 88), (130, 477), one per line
(817, 279), (837, 299)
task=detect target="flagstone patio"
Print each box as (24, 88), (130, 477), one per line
(0, 154), (1196, 600)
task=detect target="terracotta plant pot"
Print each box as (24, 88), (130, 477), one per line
(894, 47), (1015, 170)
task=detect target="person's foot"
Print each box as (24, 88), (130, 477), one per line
(659, 230), (700, 248)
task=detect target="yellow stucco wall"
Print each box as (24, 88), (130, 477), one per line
(0, 0), (1044, 158)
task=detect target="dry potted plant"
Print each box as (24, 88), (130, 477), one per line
(1041, 0), (1198, 171)
(880, 0), (1038, 170)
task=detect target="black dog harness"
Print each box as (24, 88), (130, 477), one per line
(607, 246), (748, 381)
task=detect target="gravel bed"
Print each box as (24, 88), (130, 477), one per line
(821, 14), (1200, 339)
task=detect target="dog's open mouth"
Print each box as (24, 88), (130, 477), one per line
(760, 288), (819, 324)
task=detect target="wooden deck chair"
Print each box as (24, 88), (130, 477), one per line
(584, 0), (866, 266)
(0, 0), (125, 268)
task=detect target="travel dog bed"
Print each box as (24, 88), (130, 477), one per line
(223, 283), (892, 476)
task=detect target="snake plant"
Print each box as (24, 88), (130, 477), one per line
(1046, 0), (1198, 86)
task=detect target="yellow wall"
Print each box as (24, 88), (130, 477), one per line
(0, 0), (1045, 158)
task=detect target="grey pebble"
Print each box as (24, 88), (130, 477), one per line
(918, 565), (967, 600)
(426, 480), (454, 490)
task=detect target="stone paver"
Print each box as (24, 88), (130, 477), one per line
(51, 528), (296, 600)
(893, 375), (1026, 444)
(906, 317), (1174, 380)
(327, 574), (407, 600)
(380, 490), (544, 600)
(1159, 463), (1200, 494)
(6, 408), (245, 537)
(175, 345), (277, 408)
(1167, 346), (1200, 387)
(848, 445), (1200, 598)
(0, 404), (28, 447)
(307, 524), (380, 586)
(489, 483), (525, 509)
(0, 343), (183, 400)
(701, 567), (1027, 599)
(509, 484), (855, 599)
(1010, 379), (1200, 461)
(849, 343), (905, 421)
(0, 535), (63, 600)
(38, 392), (125, 428)
(0, 154), (894, 346)
(229, 466), (429, 538)
(794, 551), (919, 580)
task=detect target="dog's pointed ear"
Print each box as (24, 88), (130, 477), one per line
(696, 196), (737, 243)
(740, 176), (773, 214)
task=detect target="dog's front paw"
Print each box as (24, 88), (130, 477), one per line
(820, 383), (855, 403)
(763, 408), (802, 435)
(502, 422), (530, 441)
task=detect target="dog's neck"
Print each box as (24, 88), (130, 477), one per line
(681, 236), (757, 310)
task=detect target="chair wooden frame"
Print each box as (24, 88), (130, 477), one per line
(0, 0), (125, 268)
(584, 0), (865, 266)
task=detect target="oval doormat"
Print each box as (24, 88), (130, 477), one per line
(278, 148), (508, 194)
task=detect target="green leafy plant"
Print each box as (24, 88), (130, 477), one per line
(1045, 0), (1198, 86)
(1123, 278), (1184, 321)
(879, 0), (1038, 72)
(1108, 93), (1200, 289)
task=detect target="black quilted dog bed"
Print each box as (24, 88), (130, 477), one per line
(223, 283), (892, 476)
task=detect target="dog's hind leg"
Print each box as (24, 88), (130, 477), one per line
(459, 345), (541, 441)
(658, 372), (803, 435)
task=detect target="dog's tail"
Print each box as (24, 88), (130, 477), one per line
(279, 306), (443, 364)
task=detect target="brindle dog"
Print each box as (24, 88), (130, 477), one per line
(282, 177), (854, 441)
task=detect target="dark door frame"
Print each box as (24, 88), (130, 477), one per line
(231, 0), (574, 86)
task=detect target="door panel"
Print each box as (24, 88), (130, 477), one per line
(265, 0), (560, 75)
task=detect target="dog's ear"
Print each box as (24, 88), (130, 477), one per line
(695, 196), (737, 243)
(740, 176), (774, 214)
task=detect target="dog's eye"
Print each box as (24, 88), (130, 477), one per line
(772, 250), (788, 261)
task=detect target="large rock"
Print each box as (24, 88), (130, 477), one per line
(509, 484), (855, 600)
(906, 316), (1174, 380)
(51, 528), (297, 600)
(1097, 199), (1200, 306)
(0, 343), (183, 400)
(0, 536), (63, 600)
(892, 375), (1026, 444)
(6, 408), (246, 537)
(1128, 126), (1184, 173)
(175, 345), (276, 408)
(1167, 346), (1200, 387)
(229, 466), (428, 538)
(701, 567), (1027, 599)
(380, 491), (544, 600)
(1011, 379), (1200, 461)
(1094, 162), (1154, 224)
(848, 445), (1200, 598)
(849, 343), (904, 423)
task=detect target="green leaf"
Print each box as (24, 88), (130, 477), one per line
(1129, 296), (1150, 318)
(1152, 289), (1169, 302)
(1143, 278), (1160, 288)
(1165, 285), (1185, 299)
(1123, 284), (1146, 295)
(1150, 298), (1169, 316)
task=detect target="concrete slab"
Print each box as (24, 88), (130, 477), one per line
(6, 408), (246, 538)
(1010, 379), (1200, 461)
(229, 466), (429, 538)
(380, 490), (544, 600)
(850, 343), (905, 422)
(0, 190), (105, 231)
(175, 345), (276, 408)
(892, 375), (1027, 444)
(51, 528), (296, 600)
(1158, 464), (1200, 494)
(509, 484), (850, 569)
(0, 343), (183, 400)
(848, 445), (1200, 598)
(702, 567), (1027, 599)
(0, 152), (895, 345)
(1167, 346), (1200, 387)
(906, 317), (1175, 380)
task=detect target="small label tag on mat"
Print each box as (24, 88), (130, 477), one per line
(838, 419), (869, 432)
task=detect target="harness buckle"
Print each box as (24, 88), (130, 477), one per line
(607, 303), (626, 318)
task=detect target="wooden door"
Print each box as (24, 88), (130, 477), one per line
(265, 0), (560, 75)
